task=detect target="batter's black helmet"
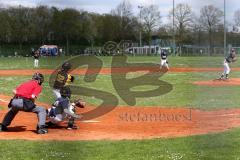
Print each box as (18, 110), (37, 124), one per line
(32, 72), (44, 85)
(60, 86), (71, 98)
(61, 62), (72, 71)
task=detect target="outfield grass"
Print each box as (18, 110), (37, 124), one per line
(0, 55), (239, 70)
(1, 56), (240, 160)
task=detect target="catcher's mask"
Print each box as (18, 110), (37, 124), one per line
(60, 86), (71, 98)
(32, 72), (44, 85)
(61, 62), (72, 72)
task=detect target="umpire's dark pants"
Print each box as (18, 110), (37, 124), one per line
(2, 98), (46, 127)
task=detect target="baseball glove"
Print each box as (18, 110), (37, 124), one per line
(232, 56), (237, 62)
(73, 99), (86, 108)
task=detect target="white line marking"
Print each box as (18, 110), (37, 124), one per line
(0, 99), (8, 103)
(214, 114), (239, 117)
(80, 120), (100, 123)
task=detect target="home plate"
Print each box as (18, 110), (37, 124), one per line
(80, 120), (100, 123)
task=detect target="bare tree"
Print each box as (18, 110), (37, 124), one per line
(82, 13), (97, 51)
(0, 9), (11, 43)
(141, 5), (161, 52)
(111, 0), (133, 40)
(51, 8), (81, 54)
(33, 6), (53, 44)
(191, 15), (203, 46)
(199, 5), (223, 55)
(111, 0), (132, 18)
(7, 6), (34, 49)
(169, 3), (193, 46)
(234, 9), (240, 26)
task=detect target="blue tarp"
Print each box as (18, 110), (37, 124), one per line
(39, 45), (58, 56)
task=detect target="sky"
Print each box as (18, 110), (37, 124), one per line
(0, 0), (239, 24)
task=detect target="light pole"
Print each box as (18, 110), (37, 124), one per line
(224, 0), (226, 56)
(138, 5), (143, 48)
(173, 0), (176, 56)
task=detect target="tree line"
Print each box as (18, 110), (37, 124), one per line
(0, 0), (240, 55)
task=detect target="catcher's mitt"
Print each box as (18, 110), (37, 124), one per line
(73, 99), (86, 108)
(230, 51), (237, 62)
(232, 56), (237, 62)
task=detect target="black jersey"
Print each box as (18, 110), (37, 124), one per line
(226, 52), (236, 63)
(161, 51), (168, 60)
(33, 52), (40, 59)
(53, 70), (68, 89)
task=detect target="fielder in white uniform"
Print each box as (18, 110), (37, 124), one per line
(219, 48), (237, 80)
(33, 50), (40, 68)
(160, 49), (169, 70)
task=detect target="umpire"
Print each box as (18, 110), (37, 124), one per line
(0, 72), (48, 134)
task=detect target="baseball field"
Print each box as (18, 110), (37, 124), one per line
(1, 55), (240, 159)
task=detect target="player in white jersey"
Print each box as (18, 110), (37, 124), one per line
(218, 48), (237, 80)
(160, 49), (169, 70)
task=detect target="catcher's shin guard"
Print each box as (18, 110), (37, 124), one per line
(67, 118), (78, 130)
(45, 121), (57, 128)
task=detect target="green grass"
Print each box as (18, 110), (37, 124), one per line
(1, 128), (240, 160)
(1, 56), (240, 159)
(0, 55), (239, 70)
(0, 72), (240, 110)
(1, 71), (240, 109)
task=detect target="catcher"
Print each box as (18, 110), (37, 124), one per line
(46, 86), (85, 130)
(52, 62), (75, 98)
(218, 48), (237, 80)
